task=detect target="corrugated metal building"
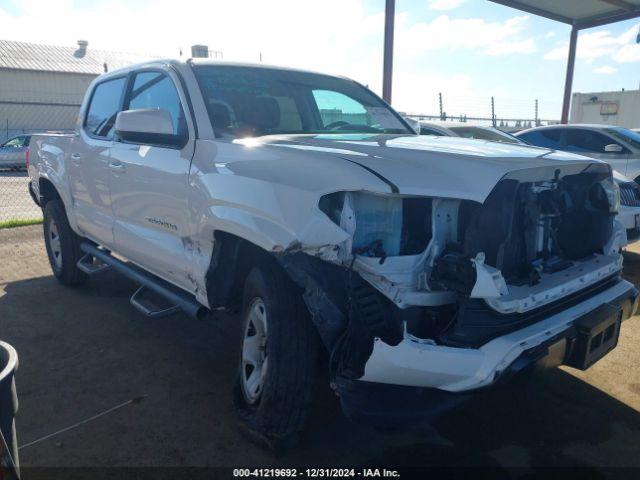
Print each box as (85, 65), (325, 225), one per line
(0, 40), (154, 141)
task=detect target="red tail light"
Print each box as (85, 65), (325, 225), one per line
(25, 146), (30, 171)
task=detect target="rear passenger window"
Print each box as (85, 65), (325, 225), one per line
(518, 129), (562, 149)
(126, 72), (187, 136)
(84, 77), (126, 139)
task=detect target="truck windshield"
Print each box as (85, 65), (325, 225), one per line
(192, 65), (411, 138)
(605, 127), (640, 150)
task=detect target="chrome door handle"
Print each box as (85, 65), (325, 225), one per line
(70, 153), (81, 165)
(108, 162), (126, 172)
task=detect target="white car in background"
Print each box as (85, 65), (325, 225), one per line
(419, 122), (526, 145)
(516, 125), (640, 184)
(614, 171), (640, 245)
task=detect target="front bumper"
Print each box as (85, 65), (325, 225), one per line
(335, 277), (638, 423)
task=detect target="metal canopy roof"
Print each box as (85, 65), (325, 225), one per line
(488, 0), (640, 30)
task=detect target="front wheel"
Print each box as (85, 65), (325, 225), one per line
(233, 262), (319, 451)
(43, 200), (87, 285)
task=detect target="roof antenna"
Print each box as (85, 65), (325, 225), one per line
(103, 62), (108, 73)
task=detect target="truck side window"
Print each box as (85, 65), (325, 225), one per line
(126, 72), (187, 136)
(84, 77), (127, 139)
(518, 129), (562, 149)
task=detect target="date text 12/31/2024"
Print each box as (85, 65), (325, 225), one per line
(233, 469), (401, 478)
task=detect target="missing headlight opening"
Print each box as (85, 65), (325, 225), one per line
(302, 165), (623, 378)
(319, 192), (433, 258)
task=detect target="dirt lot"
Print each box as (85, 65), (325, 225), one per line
(2, 224), (640, 471)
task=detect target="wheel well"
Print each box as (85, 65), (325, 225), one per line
(39, 178), (62, 206)
(205, 231), (281, 310)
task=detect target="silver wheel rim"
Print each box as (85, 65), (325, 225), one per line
(48, 218), (63, 270)
(240, 298), (268, 405)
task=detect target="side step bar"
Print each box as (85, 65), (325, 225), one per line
(79, 242), (208, 320)
(77, 252), (111, 275)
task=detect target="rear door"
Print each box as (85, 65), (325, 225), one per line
(109, 68), (195, 290)
(564, 128), (630, 175)
(68, 76), (127, 246)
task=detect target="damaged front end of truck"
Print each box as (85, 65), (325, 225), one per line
(277, 161), (638, 420)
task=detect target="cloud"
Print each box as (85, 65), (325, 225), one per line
(544, 24), (640, 63)
(396, 14), (536, 56)
(614, 43), (640, 63)
(484, 39), (536, 55)
(544, 31), (556, 39)
(0, 0), (387, 88)
(594, 65), (617, 74)
(427, 0), (465, 11)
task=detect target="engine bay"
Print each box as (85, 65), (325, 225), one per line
(316, 165), (623, 349)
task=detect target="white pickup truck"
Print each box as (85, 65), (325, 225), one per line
(28, 59), (638, 449)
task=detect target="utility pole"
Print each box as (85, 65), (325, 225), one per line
(561, 26), (578, 124)
(439, 92), (444, 121)
(382, 0), (395, 104)
(535, 99), (539, 126)
(491, 96), (496, 127)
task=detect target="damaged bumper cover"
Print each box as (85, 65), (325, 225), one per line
(336, 276), (637, 422)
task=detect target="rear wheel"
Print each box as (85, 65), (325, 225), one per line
(233, 261), (319, 451)
(43, 200), (87, 285)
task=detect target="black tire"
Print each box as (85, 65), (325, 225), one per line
(43, 200), (87, 285)
(233, 261), (319, 452)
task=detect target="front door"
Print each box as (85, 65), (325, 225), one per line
(109, 69), (195, 290)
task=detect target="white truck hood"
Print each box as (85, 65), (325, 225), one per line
(245, 133), (601, 203)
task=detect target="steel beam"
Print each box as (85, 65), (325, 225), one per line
(561, 26), (578, 124)
(576, 8), (640, 30)
(382, 0), (395, 104)
(487, 0), (573, 25)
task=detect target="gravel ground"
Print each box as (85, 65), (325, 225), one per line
(1, 224), (640, 472)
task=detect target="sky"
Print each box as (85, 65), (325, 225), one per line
(1, 0), (639, 120)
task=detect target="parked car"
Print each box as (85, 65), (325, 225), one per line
(28, 60), (638, 449)
(0, 135), (30, 171)
(614, 171), (640, 244)
(516, 125), (640, 183)
(419, 122), (526, 145)
(418, 122), (457, 136)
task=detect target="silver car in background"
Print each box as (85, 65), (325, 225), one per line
(516, 125), (640, 183)
(0, 135), (30, 170)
